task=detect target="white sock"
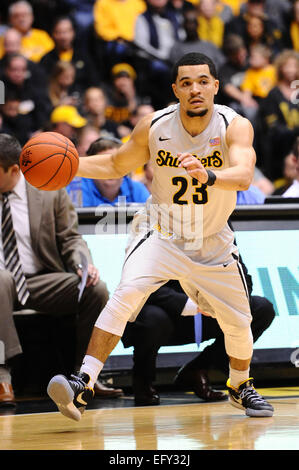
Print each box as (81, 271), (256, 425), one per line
(229, 367), (250, 389)
(80, 355), (104, 387)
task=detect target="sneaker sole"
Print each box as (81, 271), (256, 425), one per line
(246, 408), (274, 417)
(229, 396), (274, 417)
(47, 375), (82, 422)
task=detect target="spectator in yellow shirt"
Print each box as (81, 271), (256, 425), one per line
(240, 44), (277, 100)
(197, 0), (225, 48)
(93, 0), (146, 42)
(0, 1), (54, 62)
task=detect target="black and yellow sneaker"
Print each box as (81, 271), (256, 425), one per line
(227, 378), (274, 417)
(47, 372), (94, 421)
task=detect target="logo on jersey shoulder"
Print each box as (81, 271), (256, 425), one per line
(209, 137), (220, 146)
(155, 149), (223, 169)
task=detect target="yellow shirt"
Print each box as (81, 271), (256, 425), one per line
(241, 65), (277, 98)
(94, 0), (146, 41)
(0, 28), (54, 62)
(59, 49), (74, 62)
(290, 22), (299, 52)
(197, 16), (224, 48)
(220, 0), (246, 16)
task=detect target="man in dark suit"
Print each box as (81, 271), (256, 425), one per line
(122, 270), (275, 406)
(0, 133), (122, 406)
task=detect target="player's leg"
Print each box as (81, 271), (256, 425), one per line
(199, 267), (274, 417)
(47, 233), (188, 420)
(184, 240), (274, 417)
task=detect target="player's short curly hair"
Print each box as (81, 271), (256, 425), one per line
(172, 52), (218, 83)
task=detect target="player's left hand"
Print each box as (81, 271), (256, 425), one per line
(77, 264), (99, 287)
(178, 153), (209, 184)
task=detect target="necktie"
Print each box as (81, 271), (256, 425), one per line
(1, 192), (30, 305)
(194, 313), (202, 346)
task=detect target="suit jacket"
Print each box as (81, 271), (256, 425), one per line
(26, 182), (93, 274)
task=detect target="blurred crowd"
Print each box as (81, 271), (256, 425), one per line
(0, 0), (298, 204)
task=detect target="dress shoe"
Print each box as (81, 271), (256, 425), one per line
(174, 367), (227, 402)
(133, 377), (160, 406)
(0, 383), (16, 407)
(94, 379), (124, 398)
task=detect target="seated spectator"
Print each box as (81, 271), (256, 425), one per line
(240, 44), (276, 102)
(258, 50), (299, 181)
(0, 1), (54, 62)
(0, 28), (47, 88)
(122, 269), (275, 405)
(76, 125), (101, 158)
(240, 0), (292, 36)
(242, 11), (282, 57)
(166, 0), (196, 39)
(236, 184), (266, 204)
(60, 0), (96, 40)
(80, 137), (150, 207)
(283, 0), (299, 52)
(66, 125), (101, 207)
(283, 137), (299, 198)
(225, 0), (282, 52)
(83, 87), (121, 138)
(169, 7), (225, 72)
(218, 35), (258, 121)
(1, 53), (52, 135)
(94, 0), (145, 43)
(272, 151), (297, 195)
(93, 0), (146, 70)
(40, 16), (98, 90)
(196, 0), (225, 48)
(133, 0), (178, 107)
(48, 61), (80, 109)
(0, 133), (123, 406)
(0, 92), (32, 145)
(134, 0), (179, 61)
(105, 64), (140, 134)
(49, 104), (87, 143)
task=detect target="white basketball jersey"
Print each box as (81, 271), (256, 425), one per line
(147, 103), (239, 240)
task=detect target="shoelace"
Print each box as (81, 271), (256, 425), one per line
(240, 386), (266, 404)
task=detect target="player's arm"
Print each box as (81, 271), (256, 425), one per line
(178, 116), (256, 191)
(76, 114), (153, 179)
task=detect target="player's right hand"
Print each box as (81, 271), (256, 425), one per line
(178, 152), (209, 184)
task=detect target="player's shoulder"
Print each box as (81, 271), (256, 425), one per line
(150, 103), (178, 129)
(226, 115), (254, 145)
(214, 104), (239, 123)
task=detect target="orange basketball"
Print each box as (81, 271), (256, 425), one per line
(20, 132), (79, 191)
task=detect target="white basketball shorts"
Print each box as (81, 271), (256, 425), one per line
(96, 223), (253, 359)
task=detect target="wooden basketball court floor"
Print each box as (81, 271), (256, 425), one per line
(1, 387), (299, 451)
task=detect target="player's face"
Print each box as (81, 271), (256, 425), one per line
(172, 64), (219, 118)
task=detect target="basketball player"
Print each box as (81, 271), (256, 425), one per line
(47, 53), (274, 419)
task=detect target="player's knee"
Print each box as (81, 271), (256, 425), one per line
(94, 286), (147, 336)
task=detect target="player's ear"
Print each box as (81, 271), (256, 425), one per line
(172, 83), (179, 99)
(214, 79), (219, 96)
